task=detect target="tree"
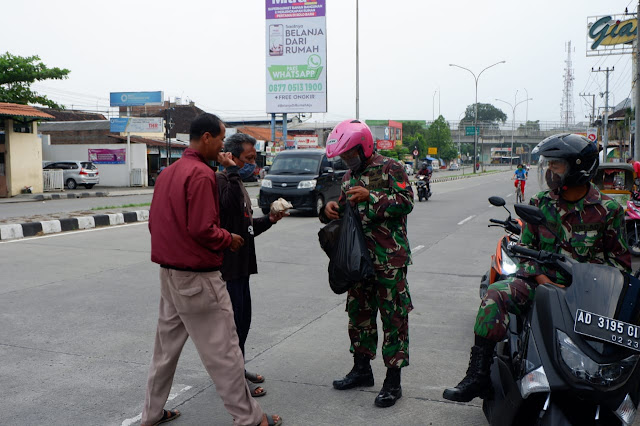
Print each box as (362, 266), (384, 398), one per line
(426, 115), (458, 162)
(0, 53), (70, 108)
(462, 103), (507, 124)
(518, 120), (540, 132)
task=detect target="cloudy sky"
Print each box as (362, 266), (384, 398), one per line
(3, 0), (636, 125)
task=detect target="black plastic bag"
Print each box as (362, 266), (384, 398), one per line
(318, 203), (375, 294)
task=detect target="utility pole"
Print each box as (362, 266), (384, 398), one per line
(580, 92), (596, 124)
(635, 0), (640, 161)
(593, 66), (614, 161)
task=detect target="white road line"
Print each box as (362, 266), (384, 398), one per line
(457, 215), (476, 225)
(121, 385), (192, 426)
(0, 221), (147, 244)
(506, 193), (513, 198)
(412, 245), (425, 252)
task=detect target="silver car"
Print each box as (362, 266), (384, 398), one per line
(43, 161), (100, 189)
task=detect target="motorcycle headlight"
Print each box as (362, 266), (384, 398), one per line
(520, 365), (550, 399)
(615, 394), (637, 426)
(557, 330), (639, 387)
(261, 179), (272, 188)
(501, 249), (518, 275)
(297, 179), (317, 189)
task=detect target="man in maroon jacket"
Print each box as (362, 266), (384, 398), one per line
(142, 113), (282, 426)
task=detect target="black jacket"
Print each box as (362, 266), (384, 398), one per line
(217, 166), (273, 281)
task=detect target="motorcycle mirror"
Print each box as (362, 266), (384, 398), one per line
(514, 204), (546, 226)
(488, 196), (506, 207)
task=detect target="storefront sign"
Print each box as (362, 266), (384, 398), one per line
(110, 117), (163, 133)
(377, 140), (394, 150)
(89, 149), (126, 164)
(294, 135), (319, 148)
(587, 14), (636, 56)
(109, 91), (164, 107)
(265, 0), (327, 113)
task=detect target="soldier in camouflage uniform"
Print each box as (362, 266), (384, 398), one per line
(320, 119), (413, 408)
(444, 133), (632, 403)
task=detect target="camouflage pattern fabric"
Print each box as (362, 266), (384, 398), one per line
(473, 277), (535, 341)
(474, 184), (632, 342)
(347, 267), (413, 367)
(518, 183), (631, 285)
(336, 154), (414, 270)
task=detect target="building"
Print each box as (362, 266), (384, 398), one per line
(0, 103), (54, 197)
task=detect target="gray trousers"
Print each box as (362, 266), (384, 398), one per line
(141, 268), (263, 426)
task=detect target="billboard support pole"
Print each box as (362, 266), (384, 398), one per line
(127, 106), (131, 187)
(283, 113), (288, 147)
(635, 2), (640, 162)
(271, 114), (276, 146)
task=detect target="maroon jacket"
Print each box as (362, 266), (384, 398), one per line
(149, 148), (232, 270)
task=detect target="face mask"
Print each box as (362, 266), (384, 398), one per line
(238, 162), (256, 179)
(545, 168), (564, 191)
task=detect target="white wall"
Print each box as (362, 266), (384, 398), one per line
(41, 137), (148, 187)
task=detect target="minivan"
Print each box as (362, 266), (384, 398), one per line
(43, 161), (100, 189)
(258, 149), (347, 216)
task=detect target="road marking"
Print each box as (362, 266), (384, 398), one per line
(506, 193), (513, 198)
(0, 221), (147, 244)
(457, 215), (475, 225)
(121, 385), (192, 426)
(412, 245), (425, 252)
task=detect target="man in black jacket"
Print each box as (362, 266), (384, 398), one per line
(217, 133), (286, 398)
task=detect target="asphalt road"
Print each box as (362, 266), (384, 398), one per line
(2, 171), (623, 426)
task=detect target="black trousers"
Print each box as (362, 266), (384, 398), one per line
(226, 276), (252, 358)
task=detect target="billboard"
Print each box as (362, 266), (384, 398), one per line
(110, 91), (164, 107)
(377, 140), (394, 150)
(88, 148), (126, 164)
(265, 0), (327, 113)
(110, 117), (163, 133)
(294, 135), (319, 148)
(587, 14), (636, 56)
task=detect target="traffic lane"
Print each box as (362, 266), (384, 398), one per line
(0, 194), (154, 221)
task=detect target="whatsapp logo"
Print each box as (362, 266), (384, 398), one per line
(308, 54), (322, 69)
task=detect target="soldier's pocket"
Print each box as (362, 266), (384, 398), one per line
(170, 271), (217, 315)
(572, 230), (599, 255)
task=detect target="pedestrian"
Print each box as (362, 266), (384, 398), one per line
(217, 133), (286, 398)
(627, 156), (640, 177)
(443, 134), (631, 403)
(142, 113), (282, 426)
(320, 119), (414, 408)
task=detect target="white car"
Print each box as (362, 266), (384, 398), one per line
(449, 163), (460, 171)
(404, 164), (414, 175)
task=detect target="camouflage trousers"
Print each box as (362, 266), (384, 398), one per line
(473, 277), (537, 342)
(346, 267), (413, 368)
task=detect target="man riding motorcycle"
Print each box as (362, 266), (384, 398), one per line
(443, 133), (632, 403)
(417, 162), (432, 192)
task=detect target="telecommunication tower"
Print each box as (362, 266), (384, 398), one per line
(560, 41), (575, 127)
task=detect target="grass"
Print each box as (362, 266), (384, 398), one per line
(91, 202), (151, 211)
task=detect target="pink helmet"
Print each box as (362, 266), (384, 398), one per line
(325, 119), (374, 158)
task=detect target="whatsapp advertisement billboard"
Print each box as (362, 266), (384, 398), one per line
(265, 0), (327, 113)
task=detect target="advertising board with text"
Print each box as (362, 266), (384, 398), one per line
(88, 149), (126, 164)
(110, 117), (163, 133)
(377, 140), (395, 150)
(294, 135), (319, 148)
(265, 0), (327, 113)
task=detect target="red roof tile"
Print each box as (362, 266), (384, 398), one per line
(0, 103), (55, 120)
(108, 134), (186, 148)
(237, 126), (282, 141)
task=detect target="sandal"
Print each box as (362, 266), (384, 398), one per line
(245, 371), (265, 383)
(247, 379), (266, 397)
(149, 409), (181, 426)
(257, 413), (282, 426)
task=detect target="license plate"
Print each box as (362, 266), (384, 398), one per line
(88, 174), (95, 177)
(574, 309), (640, 352)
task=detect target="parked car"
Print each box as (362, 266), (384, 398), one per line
(258, 149), (347, 216)
(404, 164), (414, 176)
(448, 163), (460, 171)
(43, 161), (99, 189)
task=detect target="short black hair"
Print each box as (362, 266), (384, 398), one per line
(224, 133), (256, 158)
(190, 113), (223, 141)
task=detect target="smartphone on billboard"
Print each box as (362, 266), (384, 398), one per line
(269, 24), (284, 56)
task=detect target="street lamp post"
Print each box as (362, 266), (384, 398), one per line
(495, 97), (533, 169)
(449, 61), (506, 173)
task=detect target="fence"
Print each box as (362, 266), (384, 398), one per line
(130, 168), (144, 187)
(43, 170), (64, 192)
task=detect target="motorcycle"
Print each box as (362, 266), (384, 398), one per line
(416, 174), (431, 201)
(626, 195), (640, 257)
(482, 202), (640, 426)
(480, 196), (522, 298)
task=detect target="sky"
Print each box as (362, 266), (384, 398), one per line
(2, 0), (637, 126)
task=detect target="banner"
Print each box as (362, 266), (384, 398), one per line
(89, 149), (126, 164)
(294, 135), (319, 148)
(377, 140), (395, 150)
(110, 91), (163, 107)
(265, 0), (327, 113)
(110, 117), (163, 133)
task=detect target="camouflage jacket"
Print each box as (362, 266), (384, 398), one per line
(518, 184), (631, 285)
(321, 154), (414, 270)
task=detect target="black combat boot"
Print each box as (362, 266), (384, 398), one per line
(442, 336), (495, 402)
(374, 367), (402, 408)
(333, 353), (374, 390)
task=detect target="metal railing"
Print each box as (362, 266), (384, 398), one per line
(43, 169), (64, 192)
(130, 168), (144, 187)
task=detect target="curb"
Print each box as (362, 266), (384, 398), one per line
(33, 192), (110, 201)
(0, 210), (149, 241)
